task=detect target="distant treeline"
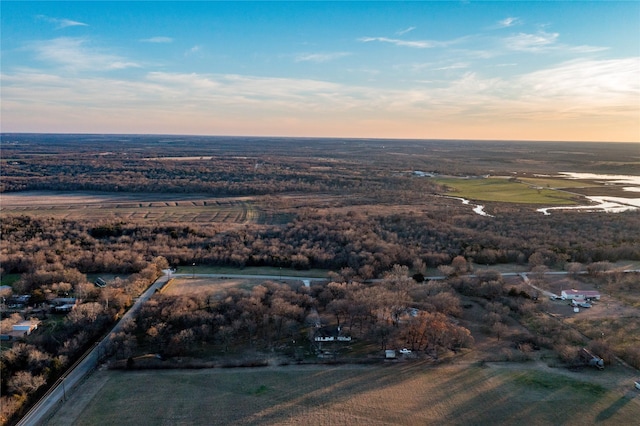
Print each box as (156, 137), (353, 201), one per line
(2, 134), (638, 194)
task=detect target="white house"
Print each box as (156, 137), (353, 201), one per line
(314, 326), (351, 342)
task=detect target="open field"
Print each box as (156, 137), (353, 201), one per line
(516, 177), (596, 188)
(46, 361), (640, 426)
(0, 191), (260, 224)
(434, 177), (578, 205)
(161, 277), (260, 296)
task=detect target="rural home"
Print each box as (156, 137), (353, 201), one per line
(561, 290), (600, 301)
(51, 297), (78, 312)
(314, 326), (352, 342)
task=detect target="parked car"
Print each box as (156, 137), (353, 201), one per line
(399, 348), (412, 354)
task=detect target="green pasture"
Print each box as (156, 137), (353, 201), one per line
(517, 177), (595, 189)
(0, 274), (21, 288)
(436, 177), (578, 205)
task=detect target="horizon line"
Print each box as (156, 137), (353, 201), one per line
(1, 132), (637, 144)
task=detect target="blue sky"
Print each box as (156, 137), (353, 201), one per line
(1, 1), (639, 142)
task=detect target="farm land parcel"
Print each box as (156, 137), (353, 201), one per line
(48, 362), (640, 425)
(0, 192), (259, 224)
(435, 177), (578, 205)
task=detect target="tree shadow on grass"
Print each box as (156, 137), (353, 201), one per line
(596, 391), (636, 422)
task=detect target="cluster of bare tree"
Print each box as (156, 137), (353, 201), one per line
(0, 258), (165, 425)
(110, 266), (472, 364)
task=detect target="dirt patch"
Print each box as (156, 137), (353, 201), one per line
(162, 277), (260, 296)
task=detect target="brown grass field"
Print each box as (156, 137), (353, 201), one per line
(0, 191), (259, 224)
(161, 277), (260, 296)
(46, 361), (640, 426)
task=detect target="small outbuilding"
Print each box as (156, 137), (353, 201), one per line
(12, 320), (40, 336)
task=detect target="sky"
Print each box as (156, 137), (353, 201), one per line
(1, 1), (639, 142)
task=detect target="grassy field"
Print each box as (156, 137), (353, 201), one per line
(516, 177), (596, 189)
(47, 362), (640, 425)
(435, 177), (578, 205)
(0, 192), (260, 224)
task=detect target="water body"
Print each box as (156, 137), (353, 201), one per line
(538, 173), (640, 215)
(443, 196), (494, 217)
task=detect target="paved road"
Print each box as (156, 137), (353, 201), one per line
(18, 274), (171, 426)
(170, 273), (328, 282)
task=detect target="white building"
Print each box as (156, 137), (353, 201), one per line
(561, 289), (600, 300)
(12, 320), (39, 336)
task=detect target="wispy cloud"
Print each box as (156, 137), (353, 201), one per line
(295, 52), (350, 63)
(497, 17), (521, 28)
(36, 15), (88, 29)
(517, 58), (640, 109)
(359, 37), (437, 49)
(433, 62), (470, 71)
(504, 31), (607, 53)
(27, 37), (139, 71)
(185, 45), (202, 56)
(396, 26), (416, 36)
(505, 31), (558, 51)
(140, 36), (173, 43)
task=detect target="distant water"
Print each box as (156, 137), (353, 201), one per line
(558, 172), (640, 186)
(538, 172), (640, 215)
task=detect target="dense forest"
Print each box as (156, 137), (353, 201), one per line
(2, 209), (639, 284)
